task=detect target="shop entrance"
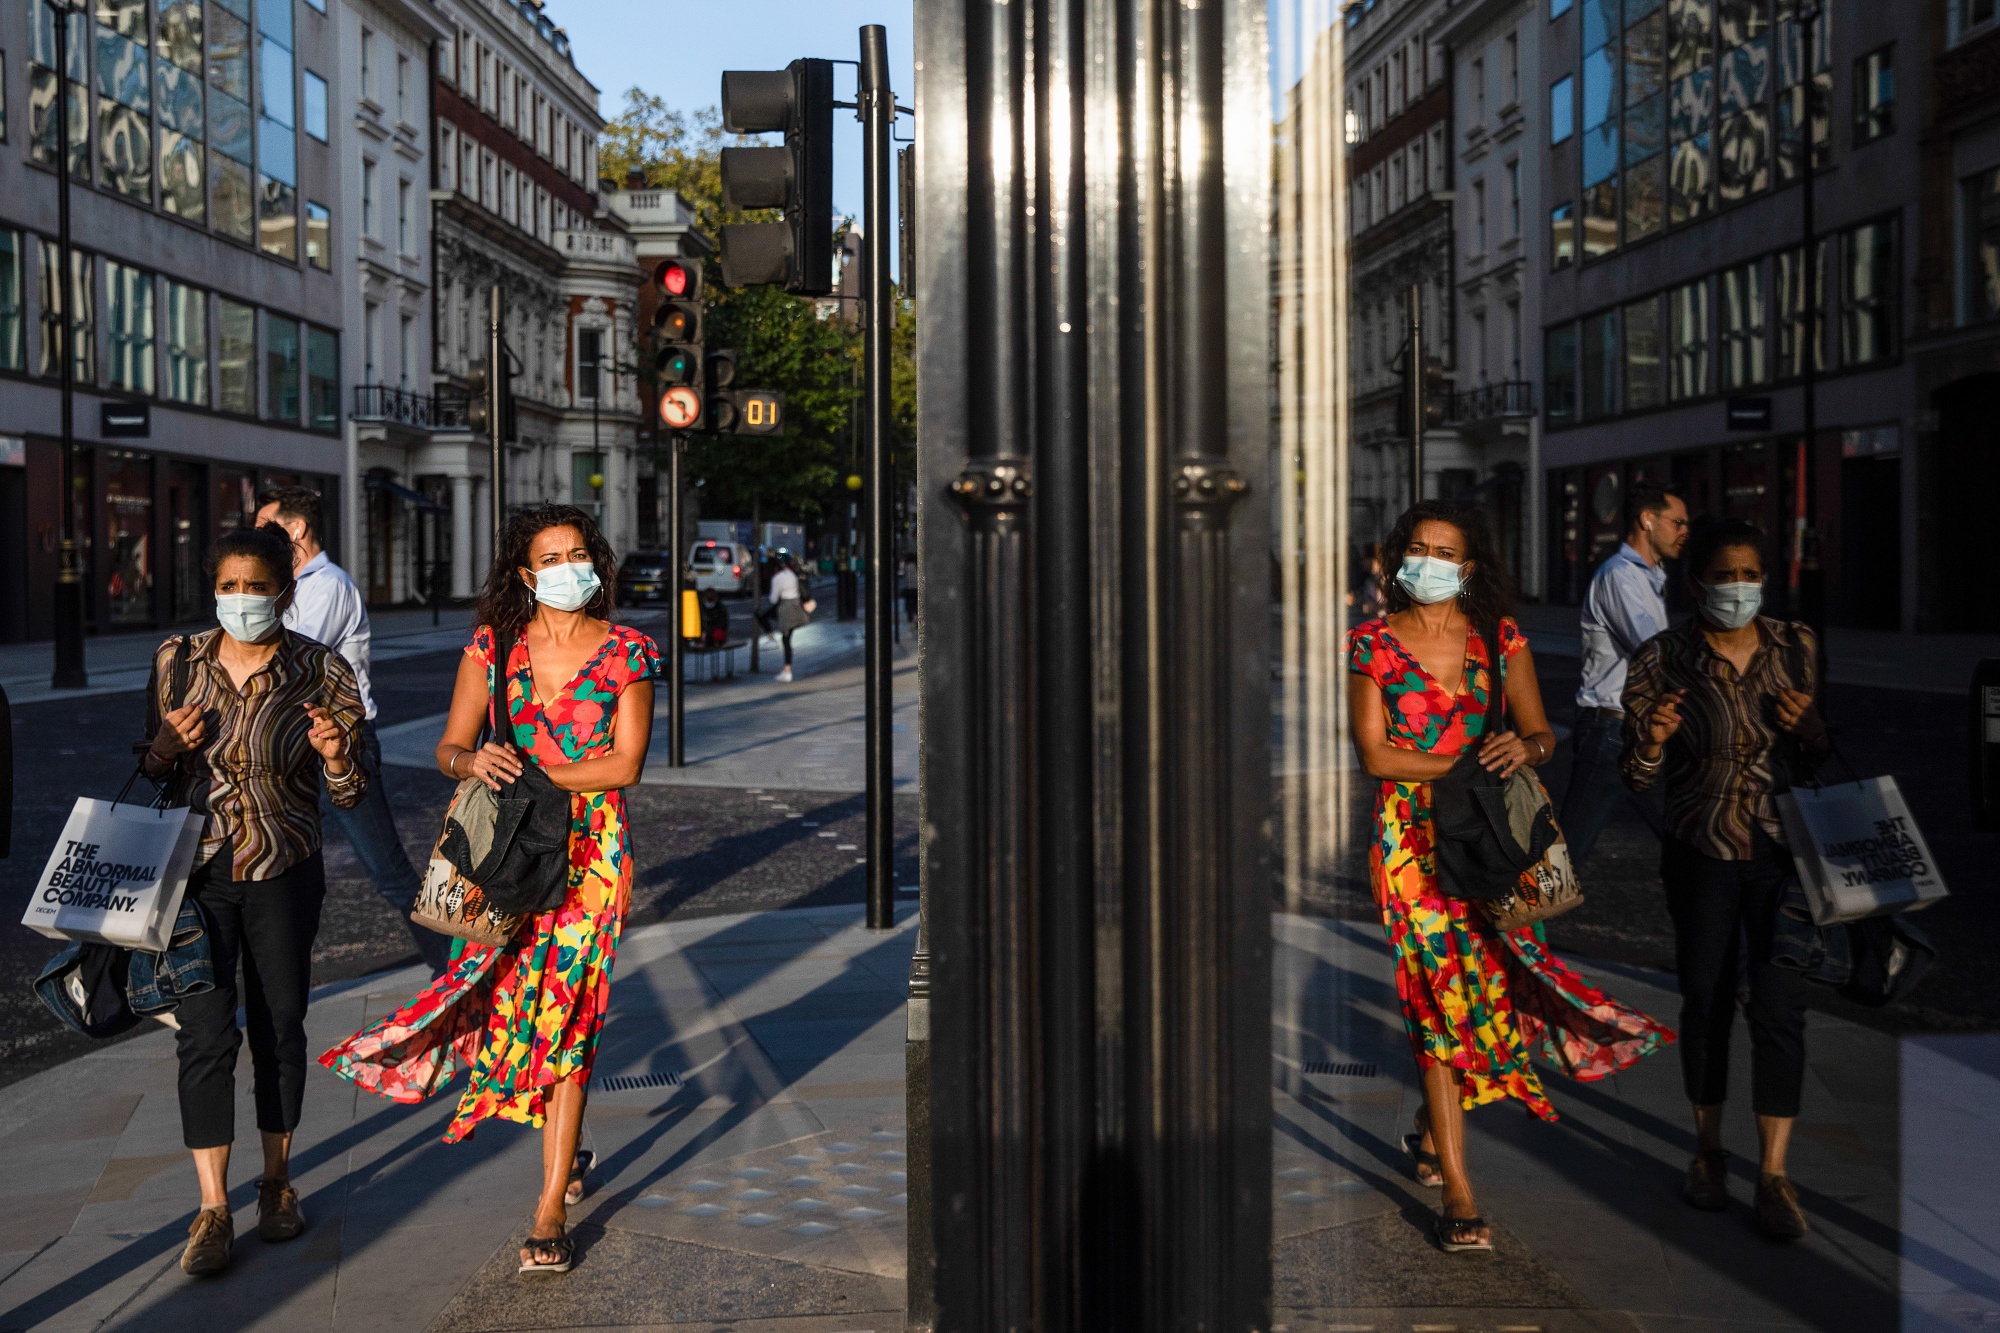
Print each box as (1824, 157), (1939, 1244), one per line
(1838, 452), (1901, 630)
(1931, 374), (2000, 632)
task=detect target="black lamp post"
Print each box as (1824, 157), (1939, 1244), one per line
(47, 0), (86, 690)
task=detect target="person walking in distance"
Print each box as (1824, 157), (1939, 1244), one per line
(1561, 481), (1689, 867)
(140, 523), (367, 1276)
(1622, 518), (1830, 1241)
(255, 487), (453, 977)
(766, 556), (809, 684)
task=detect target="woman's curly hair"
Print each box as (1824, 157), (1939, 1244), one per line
(205, 521), (297, 594)
(1380, 499), (1517, 630)
(475, 504), (619, 639)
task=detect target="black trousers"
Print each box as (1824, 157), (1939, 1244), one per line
(175, 850), (327, 1150)
(1662, 829), (1810, 1119)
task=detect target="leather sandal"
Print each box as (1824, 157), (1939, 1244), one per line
(1435, 1209), (1493, 1254)
(1403, 1133), (1444, 1188)
(564, 1149), (594, 1207)
(519, 1223), (575, 1275)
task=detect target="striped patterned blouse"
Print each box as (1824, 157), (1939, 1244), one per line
(1618, 616), (1828, 862)
(145, 628), (367, 881)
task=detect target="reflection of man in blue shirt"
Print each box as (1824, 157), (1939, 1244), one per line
(1562, 482), (1688, 866)
(256, 487), (452, 976)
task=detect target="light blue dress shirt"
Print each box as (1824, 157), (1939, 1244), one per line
(285, 550), (376, 720)
(1575, 542), (1667, 713)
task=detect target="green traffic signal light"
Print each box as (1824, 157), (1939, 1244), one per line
(655, 346), (698, 384)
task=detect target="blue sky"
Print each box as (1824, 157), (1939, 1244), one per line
(553, 0), (915, 226)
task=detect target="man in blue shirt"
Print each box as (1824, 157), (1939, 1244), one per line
(1561, 481), (1688, 866)
(256, 488), (451, 976)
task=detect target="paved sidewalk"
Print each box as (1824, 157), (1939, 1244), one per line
(0, 909), (1990, 1330)
(0, 904), (919, 1333)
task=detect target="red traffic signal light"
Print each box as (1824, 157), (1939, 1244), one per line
(655, 259), (697, 298)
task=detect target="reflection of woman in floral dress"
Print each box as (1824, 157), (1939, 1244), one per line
(321, 506), (658, 1277)
(1348, 502), (1673, 1254)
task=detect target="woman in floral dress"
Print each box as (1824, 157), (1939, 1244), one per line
(322, 505), (658, 1276)
(1348, 501), (1673, 1254)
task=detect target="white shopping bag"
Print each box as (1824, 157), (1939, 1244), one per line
(1775, 776), (1949, 927)
(22, 798), (207, 951)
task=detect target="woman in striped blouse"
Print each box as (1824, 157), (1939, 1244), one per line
(1621, 517), (1830, 1243)
(140, 522), (367, 1278)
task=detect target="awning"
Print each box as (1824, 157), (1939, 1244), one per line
(365, 474), (446, 511)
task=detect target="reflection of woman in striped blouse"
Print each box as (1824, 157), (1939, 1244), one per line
(139, 523), (365, 1278)
(1621, 517), (1830, 1243)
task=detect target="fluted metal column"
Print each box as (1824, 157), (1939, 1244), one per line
(916, 0), (1272, 1325)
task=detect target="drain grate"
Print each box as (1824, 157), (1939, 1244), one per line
(596, 1070), (684, 1093)
(1300, 1060), (1379, 1078)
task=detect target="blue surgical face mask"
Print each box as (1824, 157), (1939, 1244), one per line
(1395, 554), (1466, 606)
(531, 561), (601, 612)
(1699, 580), (1762, 630)
(216, 593), (283, 643)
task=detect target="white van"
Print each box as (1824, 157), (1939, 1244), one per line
(689, 540), (753, 594)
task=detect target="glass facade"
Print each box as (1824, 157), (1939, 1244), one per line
(38, 240), (93, 383)
(0, 230), (22, 372)
(263, 311), (299, 422)
(307, 325), (338, 430)
(106, 260), (156, 394)
(165, 280), (208, 404)
(104, 448), (156, 624)
(217, 296), (256, 413)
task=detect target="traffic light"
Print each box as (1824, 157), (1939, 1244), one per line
(1395, 353), (1451, 436)
(652, 258), (703, 389)
(719, 59), (834, 295)
(464, 360), (515, 440)
(706, 349), (738, 432)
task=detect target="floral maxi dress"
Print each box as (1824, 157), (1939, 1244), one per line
(1349, 616), (1672, 1121)
(320, 623), (660, 1142)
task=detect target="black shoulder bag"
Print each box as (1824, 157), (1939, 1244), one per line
(437, 625), (574, 916)
(1429, 617), (1537, 901)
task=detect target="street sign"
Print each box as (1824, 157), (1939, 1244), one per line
(1726, 396), (1771, 431)
(100, 402), (150, 438)
(658, 385), (702, 430)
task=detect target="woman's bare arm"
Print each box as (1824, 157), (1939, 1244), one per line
(1348, 673), (1458, 782)
(541, 681), (654, 792)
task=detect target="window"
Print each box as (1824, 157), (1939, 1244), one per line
(1507, 33), (1520, 103)
(1580, 308), (1618, 419)
(1473, 179), (1487, 251)
(363, 301), (378, 383)
(164, 280), (207, 405)
(359, 28), (373, 102)
(1854, 46), (1893, 145)
(1507, 160), (1521, 236)
(1775, 1), (1831, 184)
(1776, 240), (1826, 377)
(1968, 0), (1998, 32)
(256, 0), (298, 260)
(30, 3), (91, 180)
(397, 179), (411, 253)
(1472, 58), (1485, 117)
(158, 0), (205, 222)
(217, 298), (255, 413)
(38, 240), (92, 383)
(307, 327), (337, 430)
(263, 311), (299, 422)
(1551, 74), (1575, 143)
(0, 231), (22, 372)
(1545, 324), (1578, 423)
(1969, 168), (2000, 322)
(0, 46), (7, 140)
(398, 314), (413, 388)
(1551, 202), (1576, 268)
(396, 53), (409, 123)
(305, 200), (329, 270)
(106, 261), (155, 395)
(1719, 260), (1766, 388)
(1506, 299), (1522, 378)
(361, 159), (377, 236)
(577, 327), (602, 400)
(1624, 295), (1663, 411)
(1553, 0), (1574, 16)
(303, 0), (325, 12)
(303, 70), (327, 140)
(1668, 277), (1710, 400)
(1842, 219), (1895, 365)
(208, 0), (253, 242)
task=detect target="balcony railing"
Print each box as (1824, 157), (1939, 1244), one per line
(350, 385), (480, 430)
(1449, 380), (1534, 424)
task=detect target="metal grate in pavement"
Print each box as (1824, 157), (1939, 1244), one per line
(1300, 1060), (1379, 1078)
(596, 1070), (683, 1093)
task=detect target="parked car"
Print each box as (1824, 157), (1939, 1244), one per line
(689, 541), (753, 595)
(617, 551), (674, 604)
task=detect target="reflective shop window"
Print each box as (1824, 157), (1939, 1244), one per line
(105, 260), (156, 395)
(0, 230), (22, 373)
(30, 3), (92, 180)
(164, 280), (208, 405)
(307, 326), (339, 431)
(38, 240), (93, 384)
(168, 460), (207, 622)
(217, 297), (257, 414)
(263, 312), (300, 422)
(104, 448), (156, 624)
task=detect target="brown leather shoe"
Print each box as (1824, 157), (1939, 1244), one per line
(257, 1177), (305, 1242)
(1755, 1173), (1810, 1240)
(181, 1205), (233, 1276)
(1683, 1149), (1729, 1212)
